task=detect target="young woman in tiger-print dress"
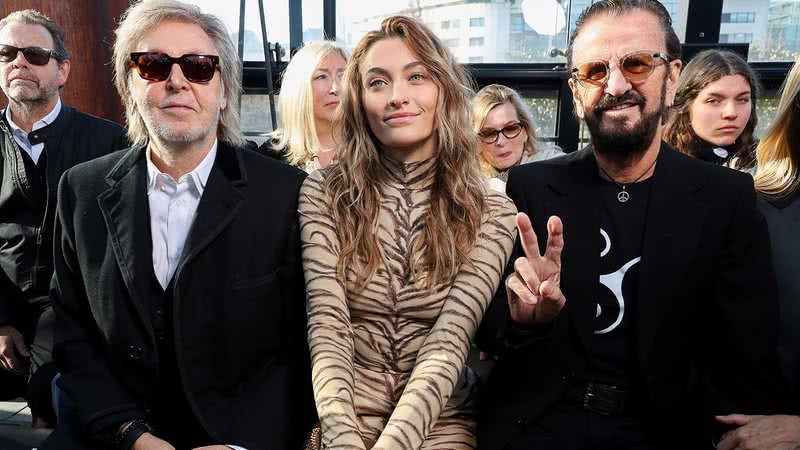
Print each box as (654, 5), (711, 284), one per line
(298, 16), (517, 450)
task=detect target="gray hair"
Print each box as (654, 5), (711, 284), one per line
(0, 9), (69, 60)
(112, 0), (243, 147)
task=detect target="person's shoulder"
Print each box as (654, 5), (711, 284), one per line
(255, 138), (290, 161)
(300, 164), (328, 192)
(665, 146), (753, 191)
(240, 144), (304, 177)
(67, 106), (125, 133)
(509, 147), (584, 187)
(528, 142), (566, 163)
(62, 147), (138, 192)
(71, 146), (133, 172)
(483, 185), (518, 220)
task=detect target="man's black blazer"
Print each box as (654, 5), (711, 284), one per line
(43, 143), (316, 449)
(476, 144), (786, 449)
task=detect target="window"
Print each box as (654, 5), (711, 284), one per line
(302, 0), (325, 42)
(756, 91), (780, 140)
(722, 12), (756, 23)
(469, 56), (484, 63)
(336, 0), (684, 64)
(720, 32), (753, 43)
(519, 89), (560, 141)
(722, 0), (800, 62)
(443, 38), (459, 48)
(185, 0), (290, 62)
(469, 37), (485, 47)
(510, 14), (524, 33)
(241, 94), (279, 144)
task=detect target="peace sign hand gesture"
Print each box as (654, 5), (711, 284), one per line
(505, 213), (566, 326)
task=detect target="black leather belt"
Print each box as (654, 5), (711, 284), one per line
(565, 382), (642, 416)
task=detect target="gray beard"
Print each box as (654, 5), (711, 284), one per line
(584, 77), (667, 165)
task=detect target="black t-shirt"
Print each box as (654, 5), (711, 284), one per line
(584, 176), (652, 387)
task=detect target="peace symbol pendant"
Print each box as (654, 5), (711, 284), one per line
(617, 190), (630, 203)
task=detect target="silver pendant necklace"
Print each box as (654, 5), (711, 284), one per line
(598, 158), (657, 204)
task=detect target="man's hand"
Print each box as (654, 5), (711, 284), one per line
(506, 213), (566, 326)
(0, 325), (30, 374)
(716, 414), (800, 450)
(131, 433), (176, 450)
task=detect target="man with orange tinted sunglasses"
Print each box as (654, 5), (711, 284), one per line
(476, 1), (786, 449)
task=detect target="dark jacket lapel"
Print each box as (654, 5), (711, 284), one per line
(96, 145), (155, 336)
(635, 144), (708, 365)
(545, 147), (603, 349)
(174, 142), (247, 284)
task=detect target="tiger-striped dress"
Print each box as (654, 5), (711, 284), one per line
(298, 155), (517, 450)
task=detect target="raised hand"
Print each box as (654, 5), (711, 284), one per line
(505, 213), (566, 326)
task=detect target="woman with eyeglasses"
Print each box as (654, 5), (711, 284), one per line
(663, 50), (759, 171)
(471, 84), (563, 192)
(262, 41), (347, 172)
(298, 16), (517, 450)
(713, 58), (800, 450)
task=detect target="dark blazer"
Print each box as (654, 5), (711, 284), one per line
(476, 144), (786, 449)
(759, 193), (800, 406)
(43, 143), (316, 450)
(0, 104), (127, 322)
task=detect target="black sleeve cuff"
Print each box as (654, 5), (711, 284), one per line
(506, 317), (557, 349)
(114, 419), (154, 450)
(92, 412), (147, 447)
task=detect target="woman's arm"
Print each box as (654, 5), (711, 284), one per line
(298, 172), (366, 450)
(372, 193), (518, 450)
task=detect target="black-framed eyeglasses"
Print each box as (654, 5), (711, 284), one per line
(0, 45), (63, 66)
(478, 122), (524, 144)
(129, 52), (220, 83)
(571, 51), (673, 88)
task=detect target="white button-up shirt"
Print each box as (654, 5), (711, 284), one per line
(145, 143), (248, 450)
(5, 97), (62, 164)
(146, 141), (217, 289)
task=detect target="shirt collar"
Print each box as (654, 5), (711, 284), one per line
(5, 97), (62, 134)
(146, 139), (218, 195)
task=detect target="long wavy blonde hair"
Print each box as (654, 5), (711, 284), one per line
(755, 59), (800, 198)
(326, 15), (485, 288)
(472, 84), (539, 177)
(270, 41), (348, 166)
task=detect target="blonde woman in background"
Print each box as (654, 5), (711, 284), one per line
(715, 59), (800, 450)
(471, 84), (563, 192)
(263, 40), (347, 172)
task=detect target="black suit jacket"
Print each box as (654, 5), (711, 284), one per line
(759, 193), (800, 406)
(0, 104), (127, 323)
(43, 143), (316, 450)
(476, 144), (786, 449)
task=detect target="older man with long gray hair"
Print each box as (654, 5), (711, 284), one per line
(42, 1), (316, 449)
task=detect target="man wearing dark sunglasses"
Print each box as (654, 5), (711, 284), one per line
(477, 1), (786, 449)
(41, 1), (316, 450)
(0, 9), (127, 430)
